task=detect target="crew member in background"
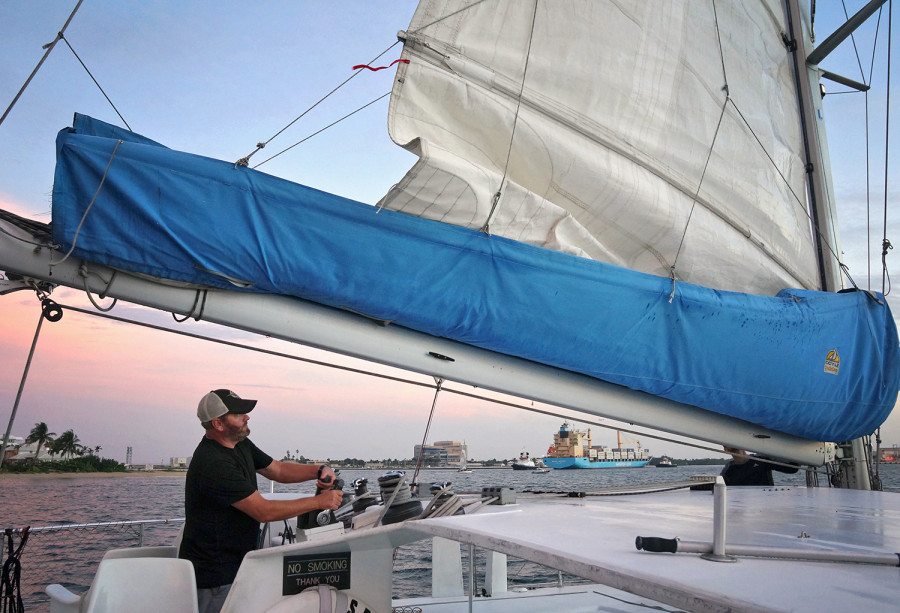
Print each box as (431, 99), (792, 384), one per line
(721, 446), (799, 486)
(179, 389), (343, 613)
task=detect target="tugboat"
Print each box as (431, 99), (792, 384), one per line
(655, 457), (677, 468)
(542, 422), (652, 469)
(511, 450), (538, 470)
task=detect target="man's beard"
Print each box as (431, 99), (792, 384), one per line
(224, 421), (249, 443)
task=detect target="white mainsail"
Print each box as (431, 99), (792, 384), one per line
(381, 0), (825, 296)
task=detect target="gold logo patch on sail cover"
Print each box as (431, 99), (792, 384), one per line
(824, 349), (840, 375)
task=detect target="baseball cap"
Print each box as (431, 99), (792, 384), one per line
(197, 389), (257, 423)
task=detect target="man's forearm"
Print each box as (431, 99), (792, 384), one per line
(252, 495), (332, 522)
(233, 489), (343, 523)
(278, 461), (321, 483)
(259, 460), (324, 484)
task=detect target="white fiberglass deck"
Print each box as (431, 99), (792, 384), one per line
(418, 486), (900, 612)
(225, 484), (900, 613)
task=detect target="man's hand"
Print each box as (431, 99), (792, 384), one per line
(317, 465), (337, 490)
(316, 488), (343, 510)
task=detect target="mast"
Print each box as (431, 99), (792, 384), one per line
(785, 0), (891, 490)
(785, 0), (843, 293)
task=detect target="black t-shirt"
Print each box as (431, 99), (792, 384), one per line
(721, 457), (799, 486)
(179, 436), (273, 588)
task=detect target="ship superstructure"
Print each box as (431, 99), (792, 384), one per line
(543, 422), (652, 469)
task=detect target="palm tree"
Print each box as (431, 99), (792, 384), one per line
(51, 430), (81, 460)
(26, 422), (56, 461)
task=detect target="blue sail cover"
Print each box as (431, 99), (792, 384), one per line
(52, 115), (900, 442)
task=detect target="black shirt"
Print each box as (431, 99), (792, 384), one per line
(179, 437), (273, 588)
(721, 456), (799, 486)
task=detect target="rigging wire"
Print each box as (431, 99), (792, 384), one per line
(235, 0), (493, 170)
(235, 41), (403, 168)
(842, 0), (884, 291)
(677, 1), (890, 298)
(252, 93), (391, 169)
(881, 0), (893, 297)
(842, 0), (873, 85)
(58, 34), (132, 131)
(243, 0), (493, 171)
(0, 311), (45, 472)
(676, 2), (839, 289)
(0, 0), (83, 129)
(412, 379), (442, 486)
(670, 103), (728, 288)
(817, 7), (894, 503)
(480, 0), (539, 235)
(830, 1), (892, 298)
(729, 2), (892, 295)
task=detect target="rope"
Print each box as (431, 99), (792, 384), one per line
(171, 289), (208, 323)
(418, 485), (499, 519)
(418, 484), (456, 518)
(1, 527), (29, 613)
(49, 140), (124, 267)
(479, 0), (539, 234)
(249, 0), (494, 170)
(79, 263), (118, 312)
(374, 472), (411, 527)
(0, 219), (55, 249)
(524, 480), (708, 498)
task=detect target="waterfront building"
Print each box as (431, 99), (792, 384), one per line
(413, 440), (468, 466)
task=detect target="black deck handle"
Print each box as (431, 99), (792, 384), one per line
(635, 536), (678, 553)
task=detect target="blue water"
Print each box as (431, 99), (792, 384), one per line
(3, 464), (899, 611)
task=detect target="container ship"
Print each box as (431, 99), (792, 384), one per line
(542, 421), (652, 469)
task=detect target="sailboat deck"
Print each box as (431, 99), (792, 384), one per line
(393, 583), (686, 612)
(409, 486), (900, 612)
(232, 484), (900, 613)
